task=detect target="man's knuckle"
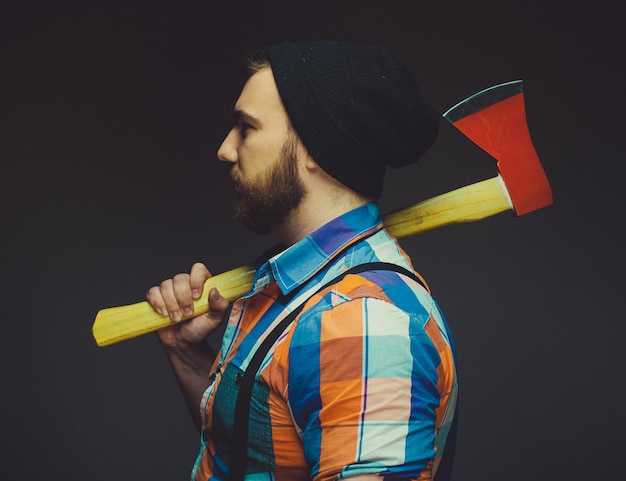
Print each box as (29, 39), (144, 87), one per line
(173, 273), (189, 283)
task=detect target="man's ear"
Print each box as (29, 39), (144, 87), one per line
(303, 153), (319, 171)
(296, 139), (318, 172)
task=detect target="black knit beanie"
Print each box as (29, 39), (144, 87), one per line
(265, 41), (439, 199)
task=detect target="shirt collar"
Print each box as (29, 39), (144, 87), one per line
(251, 202), (383, 296)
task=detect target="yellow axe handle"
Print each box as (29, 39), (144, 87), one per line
(92, 176), (511, 347)
(93, 264), (257, 347)
(383, 175), (512, 236)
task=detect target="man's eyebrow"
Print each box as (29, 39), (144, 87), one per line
(232, 109), (260, 126)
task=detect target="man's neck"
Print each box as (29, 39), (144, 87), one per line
(273, 190), (373, 247)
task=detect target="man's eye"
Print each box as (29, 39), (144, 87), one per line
(239, 122), (252, 137)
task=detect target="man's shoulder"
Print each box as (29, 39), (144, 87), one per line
(296, 263), (435, 325)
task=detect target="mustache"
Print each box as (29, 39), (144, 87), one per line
(230, 168), (241, 185)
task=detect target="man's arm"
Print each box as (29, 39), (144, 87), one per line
(146, 262), (230, 430)
(288, 296), (451, 480)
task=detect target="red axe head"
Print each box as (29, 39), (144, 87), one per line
(444, 80), (553, 216)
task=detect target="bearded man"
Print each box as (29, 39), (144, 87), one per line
(146, 41), (458, 481)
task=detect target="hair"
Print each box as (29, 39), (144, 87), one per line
(244, 47), (271, 77)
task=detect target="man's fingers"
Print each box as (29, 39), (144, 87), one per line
(190, 262), (211, 300)
(172, 273), (194, 318)
(146, 286), (168, 317)
(158, 278), (181, 321)
(146, 263), (213, 323)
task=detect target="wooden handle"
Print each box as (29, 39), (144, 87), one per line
(92, 175), (511, 347)
(383, 175), (512, 238)
(92, 265), (256, 346)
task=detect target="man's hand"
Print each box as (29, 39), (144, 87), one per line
(146, 262), (230, 348)
(146, 262), (229, 430)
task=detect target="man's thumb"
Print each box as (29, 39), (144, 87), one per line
(208, 287), (229, 315)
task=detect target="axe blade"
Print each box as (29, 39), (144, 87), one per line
(443, 80), (553, 216)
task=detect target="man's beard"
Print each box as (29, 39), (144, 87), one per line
(231, 132), (306, 234)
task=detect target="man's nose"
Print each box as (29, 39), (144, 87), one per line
(217, 129), (238, 163)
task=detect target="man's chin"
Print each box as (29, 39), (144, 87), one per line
(233, 203), (273, 235)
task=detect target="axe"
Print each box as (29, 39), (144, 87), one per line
(92, 80), (552, 347)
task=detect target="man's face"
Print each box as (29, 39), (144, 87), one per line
(230, 130), (305, 234)
(218, 68), (306, 234)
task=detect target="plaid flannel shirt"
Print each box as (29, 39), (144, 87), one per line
(192, 203), (457, 481)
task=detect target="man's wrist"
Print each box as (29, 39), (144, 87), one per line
(159, 336), (214, 369)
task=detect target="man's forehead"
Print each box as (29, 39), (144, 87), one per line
(234, 67), (287, 121)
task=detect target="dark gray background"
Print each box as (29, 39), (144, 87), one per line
(2, 1), (624, 479)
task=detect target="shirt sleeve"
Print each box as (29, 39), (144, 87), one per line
(287, 296), (446, 481)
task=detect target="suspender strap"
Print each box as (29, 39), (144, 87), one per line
(228, 262), (427, 481)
